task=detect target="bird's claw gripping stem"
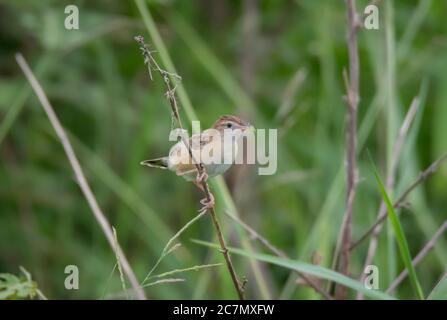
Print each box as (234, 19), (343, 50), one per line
(198, 193), (215, 213)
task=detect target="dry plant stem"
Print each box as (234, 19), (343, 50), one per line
(36, 289), (48, 300)
(386, 220), (447, 293)
(334, 0), (360, 299)
(349, 209), (392, 251)
(15, 53), (146, 300)
(134, 36), (244, 300)
(226, 212), (334, 300)
(393, 152), (447, 208)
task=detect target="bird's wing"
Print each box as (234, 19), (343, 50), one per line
(191, 130), (215, 149)
(168, 131), (216, 177)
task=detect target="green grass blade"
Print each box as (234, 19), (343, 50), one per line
(192, 239), (395, 300)
(427, 273), (447, 300)
(371, 160), (424, 299)
(0, 56), (51, 146)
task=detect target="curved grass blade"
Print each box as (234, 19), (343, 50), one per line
(370, 156), (424, 299)
(192, 239), (395, 300)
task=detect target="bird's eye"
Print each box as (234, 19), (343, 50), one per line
(226, 122), (233, 128)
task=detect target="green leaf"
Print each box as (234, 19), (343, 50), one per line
(0, 273), (20, 287)
(17, 284), (34, 298)
(370, 159), (425, 299)
(0, 272), (38, 300)
(428, 274), (447, 300)
(0, 289), (16, 300)
(192, 239), (395, 300)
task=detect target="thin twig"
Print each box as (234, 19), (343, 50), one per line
(349, 98), (424, 251)
(20, 266), (48, 300)
(35, 289), (48, 300)
(141, 210), (207, 285)
(149, 263), (223, 280)
(225, 211), (334, 300)
(135, 36), (245, 300)
(394, 152), (447, 208)
(333, 0), (360, 299)
(356, 97), (420, 299)
(226, 211), (287, 258)
(386, 220), (447, 293)
(349, 210), (396, 251)
(142, 278), (186, 288)
(15, 53), (146, 300)
(101, 263), (118, 300)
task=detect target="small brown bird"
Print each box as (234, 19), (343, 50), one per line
(141, 115), (251, 209)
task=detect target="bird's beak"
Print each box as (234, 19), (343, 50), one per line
(244, 123), (255, 133)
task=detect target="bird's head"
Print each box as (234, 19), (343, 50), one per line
(212, 115), (251, 132)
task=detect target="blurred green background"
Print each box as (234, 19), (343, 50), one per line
(0, 0), (446, 299)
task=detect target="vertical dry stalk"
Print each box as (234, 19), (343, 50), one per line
(134, 36), (245, 300)
(15, 53), (146, 300)
(334, 0), (360, 299)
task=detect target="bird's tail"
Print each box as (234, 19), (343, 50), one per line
(140, 157), (169, 169)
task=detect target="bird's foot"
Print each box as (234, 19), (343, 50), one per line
(198, 193), (215, 213)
